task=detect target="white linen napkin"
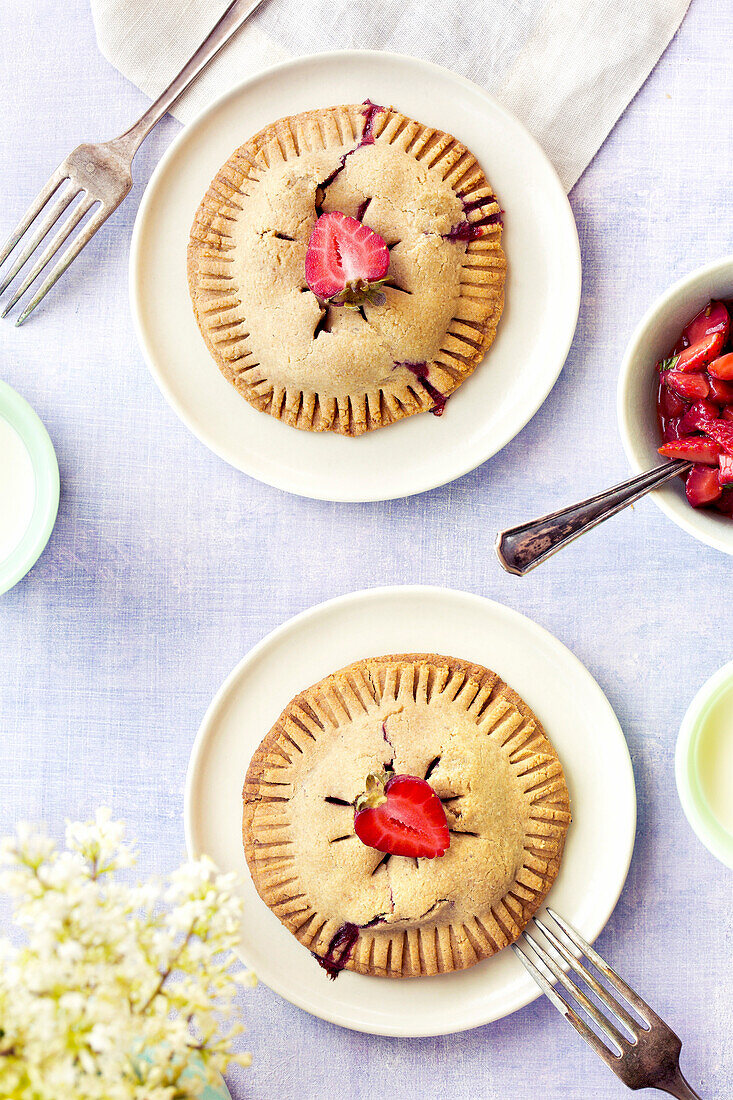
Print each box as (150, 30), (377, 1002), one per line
(91, 0), (690, 191)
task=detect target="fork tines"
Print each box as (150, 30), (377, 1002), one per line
(0, 160), (109, 326)
(512, 907), (656, 1074)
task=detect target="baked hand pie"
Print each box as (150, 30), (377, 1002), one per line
(242, 654), (570, 979)
(188, 102), (506, 435)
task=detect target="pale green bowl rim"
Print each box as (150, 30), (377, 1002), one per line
(0, 380), (59, 596)
(675, 659), (733, 869)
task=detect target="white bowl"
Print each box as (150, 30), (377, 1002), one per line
(617, 255), (733, 556)
(675, 659), (733, 870)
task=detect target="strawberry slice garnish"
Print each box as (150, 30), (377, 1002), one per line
(707, 352), (733, 381)
(659, 438), (721, 465)
(686, 464), (722, 507)
(353, 772), (449, 859)
(682, 300), (730, 347)
(661, 370), (709, 401)
(305, 211), (389, 307)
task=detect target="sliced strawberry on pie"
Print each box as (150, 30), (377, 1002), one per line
(661, 370), (709, 401)
(686, 464), (722, 507)
(305, 211), (389, 306)
(659, 438), (721, 464)
(353, 772), (449, 858)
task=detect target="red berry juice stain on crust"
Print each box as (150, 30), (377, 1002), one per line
(317, 101), (386, 193)
(395, 361), (448, 416)
(461, 196), (492, 214)
(360, 99), (384, 145)
(313, 922), (360, 979)
(443, 196), (503, 242)
(355, 197), (372, 222)
(442, 221), (486, 242)
(443, 209), (503, 243)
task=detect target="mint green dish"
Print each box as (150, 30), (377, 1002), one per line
(137, 1051), (232, 1099)
(675, 660), (733, 870)
(0, 380), (59, 596)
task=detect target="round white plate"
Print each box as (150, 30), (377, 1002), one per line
(185, 586), (635, 1036)
(130, 51), (580, 502)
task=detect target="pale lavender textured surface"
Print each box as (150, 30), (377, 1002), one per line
(0, 3), (732, 1098)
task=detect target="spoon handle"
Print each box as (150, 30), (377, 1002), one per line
(495, 459), (690, 576)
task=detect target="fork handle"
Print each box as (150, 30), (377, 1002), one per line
(658, 1068), (703, 1099)
(113, 0), (266, 155)
(495, 458), (690, 576)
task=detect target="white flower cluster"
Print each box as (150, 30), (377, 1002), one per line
(0, 809), (256, 1100)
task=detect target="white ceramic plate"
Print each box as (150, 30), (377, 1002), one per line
(185, 586), (635, 1036)
(130, 51), (580, 502)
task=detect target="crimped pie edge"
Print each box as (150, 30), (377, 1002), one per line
(188, 104), (506, 436)
(242, 653), (570, 979)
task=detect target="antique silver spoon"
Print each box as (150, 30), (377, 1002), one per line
(496, 458), (690, 575)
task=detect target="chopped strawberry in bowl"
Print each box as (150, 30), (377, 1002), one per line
(656, 297), (733, 517)
(619, 258), (733, 554)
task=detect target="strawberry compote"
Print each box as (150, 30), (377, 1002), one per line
(656, 299), (733, 514)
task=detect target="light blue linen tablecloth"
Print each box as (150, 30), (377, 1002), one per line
(0, 3), (731, 1097)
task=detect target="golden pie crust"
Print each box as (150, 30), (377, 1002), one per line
(242, 654), (570, 978)
(188, 103), (506, 435)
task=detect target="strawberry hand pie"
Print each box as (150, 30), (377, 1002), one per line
(188, 103), (505, 435)
(242, 654), (570, 979)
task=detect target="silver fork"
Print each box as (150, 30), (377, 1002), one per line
(0, 0), (264, 325)
(513, 908), (703, 1098)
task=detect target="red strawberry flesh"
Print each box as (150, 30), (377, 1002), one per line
(682, 300), (729, 347)
(659, 438), (721, 465)
(719, 454), (733, 486)
(353, 773), (449, 859)
(707, 353), (733, 381)
(673, 332), (725, 372)
(714, 491), (733, 515)
(686, 464), (722, 507)
(662, 370), (709, 401)
(658, 383), (687, 420)
(701, 416), (733, 457)
(677, 399), (719, 435)
(707, 375), (733, 404)
(305, 211), (389, 304)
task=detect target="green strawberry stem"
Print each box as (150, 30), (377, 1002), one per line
(355, 771), (390, 812)
(329, 278), (388, 309)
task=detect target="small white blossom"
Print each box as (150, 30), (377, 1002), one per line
(0, 810), (254, 1099)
